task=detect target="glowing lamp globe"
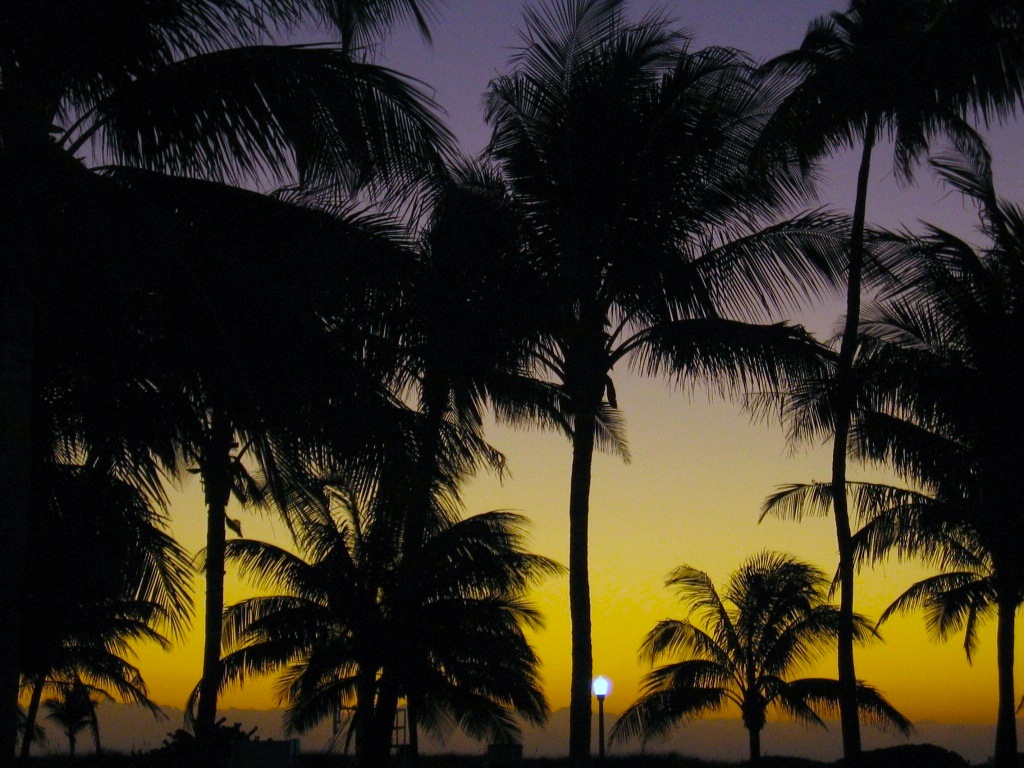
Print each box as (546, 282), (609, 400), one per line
(592, 676), (610, 699)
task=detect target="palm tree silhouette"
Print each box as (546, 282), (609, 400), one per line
(261, 161), (568, 767)
(486, 2), (846, 758)
(43, 677), (106, 759)
(0, 2), (450, 755)
(212, 456), (559, 768)
(762, 2), (1024, 753)
(24, 166), (415, 750)
(17, 464), (189, 758)
(611, 552), (910, 763)
(850, 144), (1024, 768)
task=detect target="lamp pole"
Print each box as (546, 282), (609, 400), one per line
(592, 676), (610, 762)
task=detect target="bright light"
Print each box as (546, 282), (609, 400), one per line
(592, 676), (610, 698)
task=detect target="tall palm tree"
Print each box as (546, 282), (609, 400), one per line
(767, 478), (1021, 767)
(851, 145), (1024, 768)
(0, 2), (450, 757)
(761, 1), (1024, 753)
(211, 460), (558, 768)
(486, 2), (847, 758)
(764, 141), (1024, 767)
(255, 162), (566, 768)
(24, 163), (417, 751)
(610, 552), (910, 763)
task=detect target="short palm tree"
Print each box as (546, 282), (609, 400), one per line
(611, 552), (910, 763)
(17, 464), (190, 757)
(486, 2), (846, 758)
(212, 454), (559, 768)
(43, 678), (106, 759)
(762, 2), (1024, 752)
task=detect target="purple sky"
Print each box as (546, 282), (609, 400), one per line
(380, 1), (843, 157)
(377, 0), (1021, 229)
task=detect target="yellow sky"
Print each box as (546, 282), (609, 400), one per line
(135, 371), (1012, 729)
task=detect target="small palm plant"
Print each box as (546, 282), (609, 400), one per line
(43, 678), (106, 759)
(212, 469), (560, 768)
(611, 552), (910, 763)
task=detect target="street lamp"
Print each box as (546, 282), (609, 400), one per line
(592, 676), (611, 761)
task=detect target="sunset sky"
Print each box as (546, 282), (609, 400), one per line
(129, 0), (1024, 746)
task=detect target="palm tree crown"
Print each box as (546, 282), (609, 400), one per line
(43, 678), (106, 759)
(213, 453), (559, 768)
(612, 552), (910, 763)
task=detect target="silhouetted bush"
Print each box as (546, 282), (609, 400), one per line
(147, 718), (259, 766)
(836, 744), (969, 768)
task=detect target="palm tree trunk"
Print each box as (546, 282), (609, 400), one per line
(89, 706), (101, 755)
(568, 407), (597, 767)
(831, 118), (876, 760)
(18, 676), (44, 759)
(747, 725), (761, 764)
(354, 665), (377, 766)
(366, 682), (399, 768)
(994, 590), (1018, 768)
(407, 697), (418, 767)
(195, 409), (234, 745)
(406, 384), (447, 556)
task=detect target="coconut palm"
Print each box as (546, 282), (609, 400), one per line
(16, 463), (190, 757)
(43, 678), (106, 759)
(0, 2), (450, 756)
(763, 140), (1024, 766)
(241, 163), (564, 768)
(31, 158), (440, 750)
(761, 1), (1024, 752)
(211, 453), (558, 768)
(611, 552), (910, 763)
(851, 144), (1024, 767)
(370, 158), (572, 558)
(486, 1), (848, 758)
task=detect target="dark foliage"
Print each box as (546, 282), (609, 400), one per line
(149, 718), (259, 766)
(836, 744), (969, 768)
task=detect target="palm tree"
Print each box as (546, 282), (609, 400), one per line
(211, 456), (559, 768)
(610, 552), (910, 763)
(246, 162), (565, 768)
(761, 1), (1024, 753)
(486, 2), (848, 758)
(43, 678), (105, 759)
(375, 158), (571, 557)
(16, 463), (190, 758)
(0, 2), (450, 756)
(16, 707), (46, 756)
(849, 144), (1024, 768)
(29, 141), (450, 756)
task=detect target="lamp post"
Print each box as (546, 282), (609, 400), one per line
(592, 676), (610, 761)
